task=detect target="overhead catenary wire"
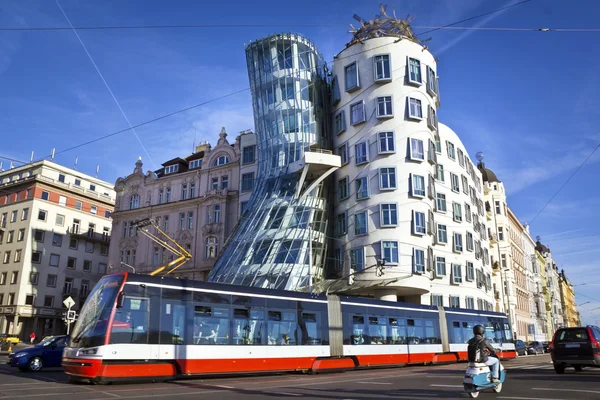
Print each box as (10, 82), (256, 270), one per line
(4, 0), (531, 166)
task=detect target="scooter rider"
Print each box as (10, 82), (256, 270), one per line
(468, 324), (500, 383)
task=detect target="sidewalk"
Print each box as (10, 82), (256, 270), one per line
(0, 343), (33, 355)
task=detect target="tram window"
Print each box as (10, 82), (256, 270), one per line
(486, 319), (503, 343)
(368, 316), (387, 344)
(160, 289), (188, 345)
(462, 321), (474, 343)
(407, 319), (424, 344)
(232, 308), (263, 345)
(451, 321), (463, 344)
(351, 315), (367, 345)
(110, 296), (150, 344)
(193, 305), (231, 345)
(424, 319), (441, 344)
(299, 312), (322, 345)
(268, 311), (297, 345)
(388, 318), (407, 344)
(504, 323), (513, 342)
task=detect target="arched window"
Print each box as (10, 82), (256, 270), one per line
(205, 236), (218, 258)
(129, 194), (140, 210)
(213, 155), (230, 167)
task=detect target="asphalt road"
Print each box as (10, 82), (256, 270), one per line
(1, 354), (599, 400)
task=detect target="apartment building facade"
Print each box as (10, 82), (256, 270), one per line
(559, 269), (580, 327)
(108, 128), (257, 280)
(0, 161), (114, 338)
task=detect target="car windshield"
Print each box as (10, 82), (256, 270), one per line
(36, 336), (56, 347)
(69, 274), (124, 348)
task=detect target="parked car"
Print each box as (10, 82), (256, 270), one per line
(527, 341), (544, 355)
(515, 339), (527, 356)
(6, 335), (69, 372)
(0, 334), (20, 345)
(550, 326), (600, 374)
(542, 341), (550, 353)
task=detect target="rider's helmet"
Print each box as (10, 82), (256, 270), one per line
(473, 324), (485, 336)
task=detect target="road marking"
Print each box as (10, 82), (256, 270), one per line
(533, 388), (600, 395)
(208, 385), (234, 389)
(266, 392), (302, 397)
(356, 381), (392, 385)
(0, 382), (47, 387)
(429, 384), (464, 388)
(499, 397), (568, 400)
(100, 392), (121, 398)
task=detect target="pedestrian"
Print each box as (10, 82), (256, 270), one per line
(30, 332), (36, 344)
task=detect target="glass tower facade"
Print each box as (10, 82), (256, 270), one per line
(208, 34), (334, 291)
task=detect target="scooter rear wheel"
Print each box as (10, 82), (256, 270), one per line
(493, 383), (503, 393)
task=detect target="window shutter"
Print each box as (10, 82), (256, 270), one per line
(427, 247), (434, 271)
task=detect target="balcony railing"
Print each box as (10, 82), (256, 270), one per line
(67, 227), (110, 244)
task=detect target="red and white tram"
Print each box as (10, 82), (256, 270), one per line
(62, 273), (516, 383)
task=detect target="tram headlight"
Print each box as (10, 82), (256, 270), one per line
(77, 348), (98, 356)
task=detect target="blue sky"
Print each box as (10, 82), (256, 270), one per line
(1, 0), (599, 323)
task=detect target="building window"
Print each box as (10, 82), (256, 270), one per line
(462, 175), (469, 194)
(344, 62), (360, 91)
(498, 227), (504, 241)
(48, 254), (59, 267)
(408, 57), (422, 84)
(355, 142), (369, 165)
(336, 212), (347, 236)
(75, 200), (82, 210)
(16, 228), (24, 242)
(413, 248), (425, 273)
(129, 195), (141, 209)
(376, 96), (393, 117)
(449, 296), (460, 308)
(181, 184), (188, 200)
(211, 177), (219, 190)
(89, 184), (96, 191)
(242, 173), (255, 192)
(379, 167), (397, 190)
(243, 145), (256, 164)
(381, 241), (399, 264)
(354, 211), (368, 236)
(52, 233), (62, 247)
(164, 164), (179, 174)
(66, 257), (76, 269)
(205, 236), (218, 258)
(338, 177), (349, 200)
(454, 233), (463, 252)
(378, 132), (395, 154)
(213, 205), (221, 223)
(495, 201), (501, 214)
(350, 248), (365, 271)
(31, 251), (42, 264)
(100, 244), (108, 255)
(30, 272), (38, 285)
(331, 76), (341, 104)
(10, 210), (16, 223)
(450, 173), (460, 193)
(427, 66), (437, 95)
(158, 189), (164, 204)
(350, 101), (366, 125)
(90, 205), (97, 215)
(408, 98), (423, 119)
(337, 142), (349, 165)
(466, 262), (475, 281)
(21, 208), (29, 220)
(453, 202), (462, 222)
(189, 159), (202, 169)
(41, 190), (49, 201)
(44, 296), (54, 308)
(38, 209), (47, 221)
(427, 106), (438, 130)
(33, 229), (44, 242)
(465, 204), (472, 222)
(356, 177), (369, 200)
(83, 260), (92, 272)
(437, 224), (448, 244)
(334, 110), (346, 135)
(85, 241), (94, 253)
(2, 252), (9, 264)
(436, 164), (445, 182)
(409, 174), (425, 198)
(14, 250), (21, 263)
(189, 183), (196, 198)
(447, 141), (456, 160)
(435, 257), (446, 277)
(221, 176), (229, 190)
(407, 139), (424, 162)
(187, 212), (193, 229)
(413, 211), (426, 235)
(374, 54), (391, 81)
(179, 212), (185, 230)
(7, 231), (13, 243)
(436, 193), (447, 213)
(46, 274), (57, 287)
(380, 204), (398, 227)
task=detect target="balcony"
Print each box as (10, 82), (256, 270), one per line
(67, 227), (110, 244)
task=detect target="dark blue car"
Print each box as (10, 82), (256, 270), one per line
(6, 335), (69, 372)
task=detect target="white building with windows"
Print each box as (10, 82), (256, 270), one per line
(329, 31), (494, 309)
(0, 160), (115, 339)
(108, 128), (256, 280)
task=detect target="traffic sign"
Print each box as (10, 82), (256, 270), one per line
(67, 310), (77, 321)
(63, 296), (75, 309)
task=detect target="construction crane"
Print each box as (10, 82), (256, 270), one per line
(132, 218), (192, 276)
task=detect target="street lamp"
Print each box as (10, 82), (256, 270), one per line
(120, 262), (136, 273)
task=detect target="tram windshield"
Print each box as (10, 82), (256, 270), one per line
(69, 275), (124, 348)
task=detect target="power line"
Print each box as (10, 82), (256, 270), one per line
(3, 1), (530, 165)
(56, 0), (157, 170)
(529, 143), (600, 225)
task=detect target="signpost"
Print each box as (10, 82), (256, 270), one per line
(63, 296), (76, 335)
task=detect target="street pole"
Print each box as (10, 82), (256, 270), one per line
(308, 223), (313, 294)
(66, 305), (71, 335)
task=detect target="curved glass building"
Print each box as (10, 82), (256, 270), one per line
(208, 33), (340, 291)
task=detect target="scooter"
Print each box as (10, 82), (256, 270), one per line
(463, 352), (506, 398)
